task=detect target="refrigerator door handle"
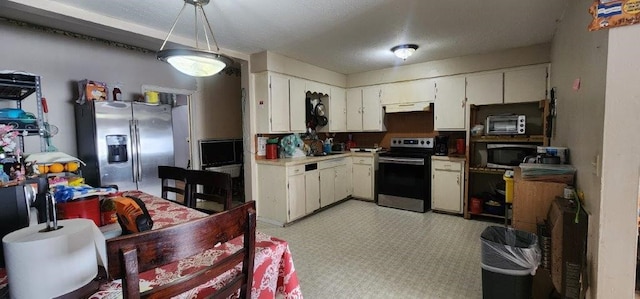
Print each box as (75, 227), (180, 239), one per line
(135, 120), (143, 182)
(130, 120), (138, 183)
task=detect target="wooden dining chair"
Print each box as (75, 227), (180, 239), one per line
(184, 169), (233, 213)
(158, 165), (188, 206)
(106, 200), (256, 299)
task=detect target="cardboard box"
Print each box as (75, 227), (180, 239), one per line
(548, 198), (588, 299)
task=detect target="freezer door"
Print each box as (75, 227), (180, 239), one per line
(93, 102), (138, 191)
(133, 103), (174, 197)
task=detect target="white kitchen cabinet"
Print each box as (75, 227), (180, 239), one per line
(319, 168), (335, 207)
(362, 86), (384, 131)
(256, 163), (320, 225)
(346, 86), (385, 132)
(305, 170), (320, 213)
(504, 65), (548, 104)
(334, 164), (350, 201)
(382, 79), (435, 105)
(329, 87), (347, 132)
(319, 158), (351, 207)
(352, 156), (375, 201)
(289, 77), (307, 132)
(466, 72), (503, 105)
(255, 72), (289, 133)
(287, 172), (306, 221)
(434, 76), (466, 131)
(346, 88), (362, 131)
(431, 157), (465, 214)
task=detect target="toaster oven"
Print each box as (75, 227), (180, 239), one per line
(486, 115), (526, 135)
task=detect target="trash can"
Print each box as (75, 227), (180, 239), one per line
(481, 226), (541, 299)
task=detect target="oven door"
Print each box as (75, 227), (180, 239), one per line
(377, 156), (430, 211)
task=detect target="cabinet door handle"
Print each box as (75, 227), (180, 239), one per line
(456, 175), (460, 185)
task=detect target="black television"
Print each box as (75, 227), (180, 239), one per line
(199, 138), (243, 168)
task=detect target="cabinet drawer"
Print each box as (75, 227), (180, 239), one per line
(287, 165), (305, 176)
(432, 160), (462, 171)
(352, 157), (373, 165)
(318, 158), (347, 170)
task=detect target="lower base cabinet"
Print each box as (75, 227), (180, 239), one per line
(352, 156), (375, 201)
(431, 157), (465, 214)
(257, 157), (352, 226)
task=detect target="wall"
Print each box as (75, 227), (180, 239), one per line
(597, 24), (640, 298)
(193, 74), (243, 140)
(548, 0), (608, 296)
(0, 20), (196, 156)
(347, 43), (551, 87)
(250, 51), (347, 87)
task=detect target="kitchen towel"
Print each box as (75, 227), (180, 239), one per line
(2, 219), (106, 299)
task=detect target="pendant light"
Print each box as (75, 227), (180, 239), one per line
(157, 0), (232, 77)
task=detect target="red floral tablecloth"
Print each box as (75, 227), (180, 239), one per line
(1, 191), (302, 299)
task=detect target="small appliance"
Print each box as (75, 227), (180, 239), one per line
(537, 146), (569, 164)
(434, 135), (449, 156)
(485, 114), (526, 135)
(486, 144), (537, 169)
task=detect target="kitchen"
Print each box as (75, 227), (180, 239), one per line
(0, 0), (638, 298)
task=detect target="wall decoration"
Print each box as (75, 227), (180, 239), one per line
(589, 0), (640, 31)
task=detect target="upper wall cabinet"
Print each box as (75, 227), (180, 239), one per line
(346, 86), (385, 132)
(504, 65), (548, 104)
(381, 79), (435, 105)
(329, 87), (347, 132)
(255, 72), (306, 133)
(289, 77), (307, 132)
(466, 72), (503, 105)
(434, 76), (466, 131)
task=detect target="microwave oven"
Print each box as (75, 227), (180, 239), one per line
(486, 115), (526, 135)
(487, 144), (537, 169)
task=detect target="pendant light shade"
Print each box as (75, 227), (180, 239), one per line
(157, 0), (232, 77)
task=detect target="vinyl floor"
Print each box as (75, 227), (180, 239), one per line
(257, 199), (494, 299)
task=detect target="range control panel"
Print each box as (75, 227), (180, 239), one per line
(389, 137), (434, 149)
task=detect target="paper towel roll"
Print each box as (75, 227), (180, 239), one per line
(257, 137), (268, 156)
(2, 219), (106, 299)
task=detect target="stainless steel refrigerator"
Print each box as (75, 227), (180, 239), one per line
(75, 101), (174, 196)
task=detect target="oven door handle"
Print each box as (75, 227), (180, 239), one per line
(379, 157), (425, 165)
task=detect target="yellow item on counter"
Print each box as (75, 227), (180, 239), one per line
(48, 163), (64, 173)
(68, 177), (85, 186)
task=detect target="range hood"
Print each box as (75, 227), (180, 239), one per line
(384, 101), (431, 113)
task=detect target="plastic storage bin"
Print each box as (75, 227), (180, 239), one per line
(481, 226), (541, 299)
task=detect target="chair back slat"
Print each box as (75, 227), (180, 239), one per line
(185, 169), (233, 212)
(106, 201), (256, 299)
(158, 166), (188, 205)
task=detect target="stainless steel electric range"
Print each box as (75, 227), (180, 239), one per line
(377, 137), (435, 213)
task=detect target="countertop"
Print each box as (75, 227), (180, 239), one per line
(256, 151), (377, 166)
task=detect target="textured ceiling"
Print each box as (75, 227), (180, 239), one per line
(1, 0), (568, 74)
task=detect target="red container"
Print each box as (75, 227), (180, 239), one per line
(456, 139), (465, 155)
(265, 144), (278, 159)
(470, 197), (483, 214)
(57, 196), (101, 226)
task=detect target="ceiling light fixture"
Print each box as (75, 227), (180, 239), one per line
(391, 44), (419, 60)
(157, 0), (232, 77)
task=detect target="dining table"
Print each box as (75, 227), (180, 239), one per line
(0, 190), (302, 299)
